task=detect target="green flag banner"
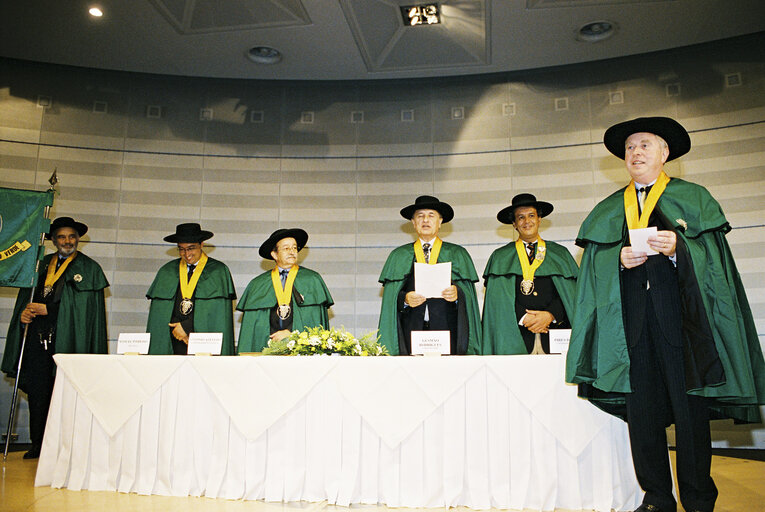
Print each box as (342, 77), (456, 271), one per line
(0, 187), (54, 288)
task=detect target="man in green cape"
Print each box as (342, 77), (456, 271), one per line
(236, 228), (333, 353)
(2, 216), (108, 459)
(378, 195), (481, 355)
(565, 117), (765, 512)
(146, 223), (236, 355)
(482, 193), (578, 355)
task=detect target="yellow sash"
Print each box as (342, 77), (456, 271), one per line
(515, 238), (546, 283)
(179, 252), (208, 299)
(271, 265), (299, 306)
(45, 253), (76, 290)
(413, 237), (442, 264)
(624, 171), (670, 229)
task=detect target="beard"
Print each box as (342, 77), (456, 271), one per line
(57, 244), (77, 257)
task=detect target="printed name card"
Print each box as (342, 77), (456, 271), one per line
(411, 330), (450, 355)
(549, 329), (571, 355)
(116, 333), (150, 354)
(188, 332), (223, 355)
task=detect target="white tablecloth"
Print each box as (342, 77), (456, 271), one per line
(36, 354), (641, 511)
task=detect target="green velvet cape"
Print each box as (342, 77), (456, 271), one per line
(2, 251), (109, 377)
(565, 178), (765, 422)
(377, 241), (482, 355)
(481, 240), (578, 355)
(236, 266), (333, 353)
(146, 256), (236, 355)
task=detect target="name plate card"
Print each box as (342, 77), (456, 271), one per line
(116, 333), (150, 355)
(188, 332), (223, 355)
(411, 330), (450, 355)
(549, 329), (571, 355)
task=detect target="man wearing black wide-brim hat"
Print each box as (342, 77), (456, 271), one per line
(236, 228), (333, 352)
(2, 217), (109, 459)
(481, 193), (578, 355)
(146, 223), (236, 355)
(565, 117), (765, 512)
(378, 195), (481, 355)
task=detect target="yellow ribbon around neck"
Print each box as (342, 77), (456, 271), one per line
(515, 238), (546, 283)
(272, 265), (299, 306)
(45, 253), (76, 289)
(414, 237), (442, 264)
(179, 252), (208, 299)
(624, 171), (670, 229)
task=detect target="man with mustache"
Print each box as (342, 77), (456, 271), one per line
(146, 223), (236, 354)
(2, 217), (109, 459)
(378, 195), (481, 355)
(236, 228), (333, 352)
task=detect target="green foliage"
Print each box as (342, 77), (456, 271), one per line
(262, 326), (388, 356)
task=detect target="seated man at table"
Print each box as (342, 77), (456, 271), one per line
(236, 228), (334, 352)
(2, 216), (109, 459)
(482, 193), (578, 354)
(377, 195), (481, 355)
(146, 223), (237, 355)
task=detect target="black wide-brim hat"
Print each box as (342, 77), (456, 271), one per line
(163, 223), (214, 243)
(399, 195), (454, 223)
(604, 116), (691, 162)
(46, 216), (88, 239)
(259, 228), (309, 260)
(497, 193), (554, 224)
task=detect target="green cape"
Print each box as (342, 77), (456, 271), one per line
(236, 266), (333, 353)
(2, 251), (109, 377)
(146, 256), (236, 355)
(481, 240), (578, 355)
(565, 178), (765, 422)
(377, 241), (482, 355)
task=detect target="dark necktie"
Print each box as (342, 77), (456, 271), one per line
(56, 256), (65, 270)
(526, 242), (537, 263)
(187, 264), (196, 280)
(280, 269), (289, 287)
(637, 185), (652, 215)
(423, 242), (431, 263)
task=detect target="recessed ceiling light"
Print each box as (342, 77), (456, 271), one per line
(88, 6), (104, 17)
(401, 5), (441, 26)
(246, 46), (282, 65)
(577, 20), (616, 43)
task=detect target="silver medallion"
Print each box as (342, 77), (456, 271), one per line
(42, 285), (53, 298)
(520, 279), (534, 296)
(277, 304), (291, 320)
(179, 298), (194, 315)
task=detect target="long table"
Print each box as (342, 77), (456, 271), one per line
(36, 354), (641, 511)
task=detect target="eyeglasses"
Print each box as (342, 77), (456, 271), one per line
(177, 245), (200, 253)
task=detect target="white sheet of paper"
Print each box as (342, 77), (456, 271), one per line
(629, 226), (658, 255)
(548, 329), (571, 355)
(411, 330), (451, 355)
(414, 262), (451, 298)
(116, 333), (150, 354)
(188, 332), (223, 355)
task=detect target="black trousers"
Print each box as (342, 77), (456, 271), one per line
(625, 294), (717, 512)
(19, 331), (56, 448)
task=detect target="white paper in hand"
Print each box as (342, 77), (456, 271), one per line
(414, 262), (451, 298)
(628, 226), (658, 256)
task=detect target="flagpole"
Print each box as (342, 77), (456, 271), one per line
(3, 171), (56, 461)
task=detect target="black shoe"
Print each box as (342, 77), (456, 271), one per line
(634, 505), (663, 512)
(23, 445), (40, 459)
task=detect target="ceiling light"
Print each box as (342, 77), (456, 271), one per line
(246, 46), (282, 65)
(401, 5), (441, 26)
(88, 6), (103, 17)
(577, 20), (616, 43)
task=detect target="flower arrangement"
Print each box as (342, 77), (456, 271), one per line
(262, 326), (388, 356)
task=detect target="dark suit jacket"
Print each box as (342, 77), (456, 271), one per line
(514, 274), (568, 353)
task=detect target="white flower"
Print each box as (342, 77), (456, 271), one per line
(287, 340), (295, 349)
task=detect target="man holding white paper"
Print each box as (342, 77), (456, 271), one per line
(378, 195), (481, 355)
(566, 117), (765, 512)
(481, 194), (578, 355)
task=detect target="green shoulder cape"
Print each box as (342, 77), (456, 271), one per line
(481, 240), (578, 355)
(2, 251), (109, 377)
(146, 256), (236, 355)
(565, 178), (765, 422)
(236, 266), (334, 353)
(377, 241), (482, 355)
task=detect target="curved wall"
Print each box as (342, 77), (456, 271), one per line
(1, 33), (763, 444)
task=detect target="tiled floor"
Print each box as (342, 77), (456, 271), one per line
(1, 450), (764, 512)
